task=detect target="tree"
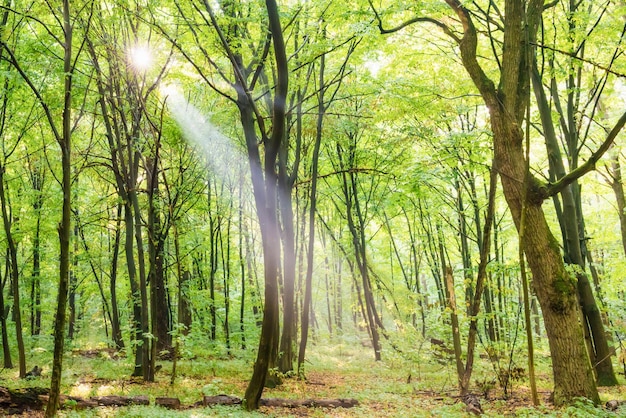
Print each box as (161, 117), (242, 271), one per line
(370, 0), (626, 404)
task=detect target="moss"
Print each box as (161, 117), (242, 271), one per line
(527, 177), (549, 204)
(550, 270), (577, 314)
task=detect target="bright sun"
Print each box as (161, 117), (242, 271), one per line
(128, 45), (153, 71)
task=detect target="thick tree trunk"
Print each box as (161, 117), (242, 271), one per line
(496, 139), (599, 404)
(533, 67), (618, 387)
(439, 0), (600, 404)
(241, 99), (282, 408)
(242, 0), (288, 409)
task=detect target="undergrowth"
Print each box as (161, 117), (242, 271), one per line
(0, 334), (623, 417)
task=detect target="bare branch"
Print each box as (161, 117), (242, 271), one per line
(367, 0), (460, 42)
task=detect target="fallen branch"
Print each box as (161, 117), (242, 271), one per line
(0, 386), (358, 413)
(260, 398), (359, 408)
(202, 394), (358, 409)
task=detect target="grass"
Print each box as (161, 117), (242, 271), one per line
(0, 336), (624, 417)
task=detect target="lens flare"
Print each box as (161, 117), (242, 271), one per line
(128, 45), (152, 71)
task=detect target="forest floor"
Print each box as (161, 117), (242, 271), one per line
(1, 336), (625, 417)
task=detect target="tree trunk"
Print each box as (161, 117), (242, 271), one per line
(497, 138), (598, 403)
(109, 204), (125, 350)
(208, 179), (218, 341)
(338, 142), (382, 361)
(46, 2), (72, 413)
(241, 97), (282, 408)
(220, 203), (232, 354)
(29, 165), (44, 337)
(238, 180), (246, 349)
(532, 66), (618, 387)
(243, 0), (288, 407)
(0, 260), (12, 369)
(298, 30), (327, 375)
(609, 153), (626, 256)
(124, 202), (143, 377)
(173, 223), (192, 336)
(130, 172), (151, 381)
(0, 168), (25, 378)
(444, 266), (464, 385)
(442, 0), (600, 404)
(68, 221), (78, 340)
(277, 183), (296, 373)
(147, 153), (172, 359)
(460, 164), (497, 394)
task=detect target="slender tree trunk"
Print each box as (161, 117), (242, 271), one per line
(339, 144), (382, 361)
(277, 183), (296, 373)
(0, 168), (25, 378)
(444, 266), (464, 384)
(147, 153), (172, 359)
(46, 2), (72, 413)
(109, 204), (124, 350)
(173, 223), (191, 335)
(124, 202), (143, 377)
(238, 180), (246, 350)
(460, 164), (497, 394)
(609, 153), (626, 256)
(298, 37), (326, 376)
(221, 202), (232, 354)
(30, 170), (43, 337)
(208, 180), (218, 341)
(0, 259), (12, 368)
(455, 175), (473, 311)
(68, 221), (78, 340)
(129, 173), (151, 381)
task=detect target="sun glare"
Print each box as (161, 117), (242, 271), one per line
(128, 45), (153, 72)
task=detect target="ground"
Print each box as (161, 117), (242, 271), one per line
(1, 337), (625, 417)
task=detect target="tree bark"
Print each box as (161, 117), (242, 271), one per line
(609, 153), (626, 256)
(109, 203), (125, 350)
(532, 65), (618, 387)
(243, 0), (288, 408)
(0, 256), (11, 369)
(298, 37), (326, 376)
(0, 167), (25, 378)
(46, 2), (73, 414)
(438, 0), (601, 404)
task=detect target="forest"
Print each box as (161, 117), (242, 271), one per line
(0, 0), (624, 416)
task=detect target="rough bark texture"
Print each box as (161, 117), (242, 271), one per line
(441, 0), (600, 405)
(533, 64), (617, 387)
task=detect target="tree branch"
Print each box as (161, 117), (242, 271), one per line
(367, 0), (460, 42)
(545, 110), (626, 197)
